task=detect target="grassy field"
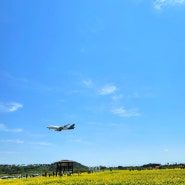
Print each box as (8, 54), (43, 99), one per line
(1, 169), (185, 185)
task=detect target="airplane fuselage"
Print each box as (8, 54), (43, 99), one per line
(47, 124), (75, 131)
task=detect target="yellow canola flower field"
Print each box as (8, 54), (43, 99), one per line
(1, 169), (185, 185)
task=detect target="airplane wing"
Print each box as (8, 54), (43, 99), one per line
(56, 124), (70, 131)
(67, 124), (75, 129)
(56, 126), (65, 131)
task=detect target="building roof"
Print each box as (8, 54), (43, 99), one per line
(54, 160), (75, 164)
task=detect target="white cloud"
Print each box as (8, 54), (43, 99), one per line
(164, 148), (169, 152)
(28, 141), (51, 146)
(0, 137), (50, 146)
(82, 79), (94, 87)
(98, 85), (117, 95)
(10, 128), (23, 132)
(112, 94), (123, 101)
(0, 139), (24, 144)
(0, 151), (18, 155)
(0, 123), (23, 133)
(153, 0), (185, 10)
(0, 123), (6, 131)
(0, 102), (23, 113)
(111, 107), (141, 117)
(73, 138), (92, 146)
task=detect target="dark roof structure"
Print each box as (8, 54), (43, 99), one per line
(54, 160), (74, 163)
(54, 160), (74, 175)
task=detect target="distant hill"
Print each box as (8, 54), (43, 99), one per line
(73, 162), (89, 172)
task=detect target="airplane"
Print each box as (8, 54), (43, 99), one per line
(47, 124), (75, 131)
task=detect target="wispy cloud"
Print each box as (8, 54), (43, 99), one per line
(98, 85), (117, 95)
(0, 139), (24, 144)
(0, 151), (18, 155)
(0, 102), (23, 113)
(0, 69), (28, 84)
(28, 141), (51, 146)
(82, 79), (94, 88)
(112, 94), (123, 101)
(164, 148), (169, 152)
(73, 138), (92, 146)
(0, 69), (65, 94)
(153, 0), (185, 10)
(0, 137), (51, 146)
(0, 123), (23, 133)
(111, 107), (141, 117)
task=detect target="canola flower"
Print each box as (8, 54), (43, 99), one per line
(1, 169), (185, 185)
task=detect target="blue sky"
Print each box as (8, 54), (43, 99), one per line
(0, 0), (185, 167)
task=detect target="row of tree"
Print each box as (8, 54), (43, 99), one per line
(0, 162), (89, 176)
(1, 163), (185, 176)
(110, 163), (185, 170)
